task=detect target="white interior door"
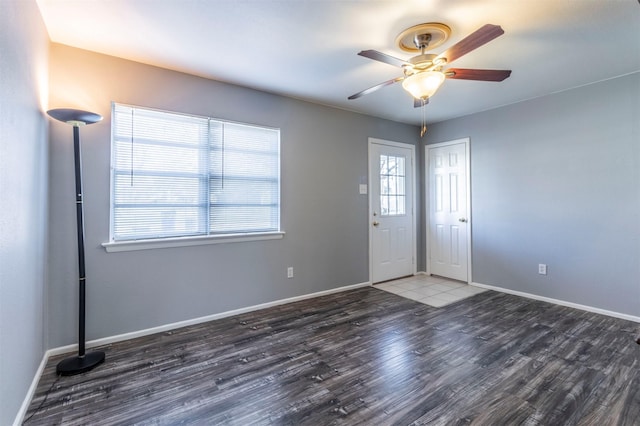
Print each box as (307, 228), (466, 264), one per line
(427, 139), (470, 282)
(370, 139), (415, 283)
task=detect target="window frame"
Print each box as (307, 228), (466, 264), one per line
(102, 103), (284, 252)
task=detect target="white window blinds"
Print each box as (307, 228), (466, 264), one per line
(110, 103), (280, 241)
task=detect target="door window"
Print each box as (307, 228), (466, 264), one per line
(379, 154), (406, 216)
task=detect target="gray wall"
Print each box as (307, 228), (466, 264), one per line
(48, 44), (420, 348)
(0, 0), (49, 423)
(425, 72), (640, 316)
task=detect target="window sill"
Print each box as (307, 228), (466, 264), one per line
(102, 231), (285, 253)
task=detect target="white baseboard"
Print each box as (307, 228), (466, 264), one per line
(13, 349), (50, 426)
(49, 280), (372, 356)
(471, 281), (640, 323)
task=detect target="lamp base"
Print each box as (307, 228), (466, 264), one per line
(56, 351), (105, 376)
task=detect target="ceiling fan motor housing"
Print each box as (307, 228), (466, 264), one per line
(407, 54), (439, 73)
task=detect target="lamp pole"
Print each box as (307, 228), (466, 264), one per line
(47, 108), (106, 375)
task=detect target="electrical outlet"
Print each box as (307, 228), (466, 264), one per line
(538, 264), (547, 275)
(287, 267), (294, 278)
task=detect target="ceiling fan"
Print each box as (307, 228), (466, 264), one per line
(348, 23), (512, 121)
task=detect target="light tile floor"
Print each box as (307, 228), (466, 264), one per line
(374, 274), (487, 307)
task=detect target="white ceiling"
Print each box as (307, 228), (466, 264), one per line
(37, 0), (640, 126)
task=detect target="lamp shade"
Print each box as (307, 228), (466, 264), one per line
(47, 108), (102, 126)
(402, 71), (446, 100)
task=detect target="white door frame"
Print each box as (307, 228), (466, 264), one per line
(425, 138), (472, 283)
(368, 137), (417, 283)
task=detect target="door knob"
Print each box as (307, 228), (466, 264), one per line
(459, 218), (467, 223)
(373, 221), (380, 227)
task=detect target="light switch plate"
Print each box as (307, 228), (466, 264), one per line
(359, 184), (368, 195)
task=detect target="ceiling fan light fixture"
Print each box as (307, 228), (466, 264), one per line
(402, 71), (445, 100)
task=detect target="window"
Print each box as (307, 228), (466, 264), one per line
(108, 103), (280, 245)
(379, 154), (406, 216)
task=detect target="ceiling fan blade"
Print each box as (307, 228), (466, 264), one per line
(358, 50), (411, 68)
(348, 77), (404, 100)
(414, 97), (430, 108)
(436, 24), (505, 64)
(446, 68), (512, 81)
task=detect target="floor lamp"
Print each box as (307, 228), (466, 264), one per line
(47, 108), (106, 375)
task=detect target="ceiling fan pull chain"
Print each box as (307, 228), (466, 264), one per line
(420, 100), (427, 137)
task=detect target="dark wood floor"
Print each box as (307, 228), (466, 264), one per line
(24, 287), (640, 425)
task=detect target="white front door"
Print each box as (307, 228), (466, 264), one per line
(427, 139), (470, 282)
(369, 139), (415, 283)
